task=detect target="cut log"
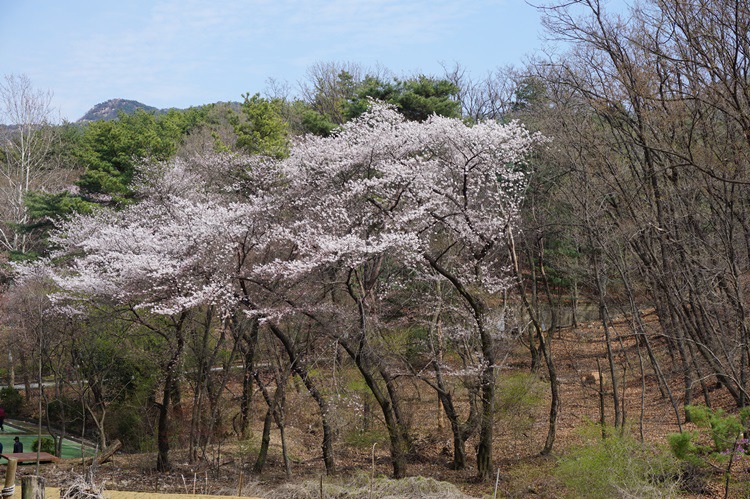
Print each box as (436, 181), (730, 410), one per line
(21, 475), (44, 499)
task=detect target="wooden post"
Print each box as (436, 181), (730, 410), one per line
(21, 475), (45, 499)
(2, 458), (17, 497)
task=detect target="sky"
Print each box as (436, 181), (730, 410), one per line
(0, 0), (554, 122)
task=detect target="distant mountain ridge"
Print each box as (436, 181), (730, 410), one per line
(77, 99), (160, 122)
(77, 98), (243, 123)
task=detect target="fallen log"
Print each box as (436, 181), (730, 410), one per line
(84, 439), (121, 466)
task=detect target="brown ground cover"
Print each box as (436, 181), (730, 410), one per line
(10, 315), (744, 497)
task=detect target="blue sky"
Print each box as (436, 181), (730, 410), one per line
(1, 1), (552, 122)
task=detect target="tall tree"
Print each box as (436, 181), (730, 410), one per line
(232, 94), (289, 158)
(343, 75), (461, 122)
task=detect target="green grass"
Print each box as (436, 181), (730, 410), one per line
(1, 421), (96, 458)
(0, 424), (25, 433)
(0, 434), (95, 458)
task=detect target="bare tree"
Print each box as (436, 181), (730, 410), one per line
(0, 74), (65, 255)
(532, 0), (750, 416)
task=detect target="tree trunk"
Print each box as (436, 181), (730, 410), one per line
(156, 371), (173, 472)
(253, 405), (274, 474)
(252, 370), (285, 475)
(437, 389), (477, 469)
(8, 351), (14, 389)
(427, 295), (479, 470)
(424, 253), (495, 481)
(19, 350), (31, 396)
(239, 320), (259, 439)
(507, 230), (560, 455)
(340, 339), (408, 479)
(475, 365), (495, 481)
(156, 321), (186, 472)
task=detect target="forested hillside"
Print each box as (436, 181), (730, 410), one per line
(1, 1), (750, 496)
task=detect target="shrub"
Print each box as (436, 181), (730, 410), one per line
(668, 405), (750, 495)
(667, 431), (702, 464)
(494, 372), (545, 434)
(669, 405), (749, 463)
(107, 402), (150, 452)
(32, 437), (55, 454)
(685, 405), (743, 453)
(0, 387), (23, 416)
(556, 426), (680, 498)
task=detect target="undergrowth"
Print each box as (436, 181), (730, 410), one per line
(236, 472), (474, 498)
(555, 425), (680, 498)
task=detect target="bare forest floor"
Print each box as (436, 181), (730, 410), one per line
(15, 314), (744, 497)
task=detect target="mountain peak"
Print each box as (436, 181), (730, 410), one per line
(77, 99), (158, 122)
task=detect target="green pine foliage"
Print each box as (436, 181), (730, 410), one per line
(233, 93), (289, 158)
(300, 109), (337, 137)
(20, 106), (212, 257)
(75, 109), (183, 202)
(344, 75), (460, 122)
(668, 405), (750, 460)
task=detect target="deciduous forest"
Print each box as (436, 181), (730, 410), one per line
(2, 1), (750, 496)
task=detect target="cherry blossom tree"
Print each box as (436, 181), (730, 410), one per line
(40, 103), (542, 479)
(48, 150), (342, 474)
(47, 157), (252, 471)
(256, 102), (542, 479)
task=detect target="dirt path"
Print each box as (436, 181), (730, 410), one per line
(44, 489), (259, 499)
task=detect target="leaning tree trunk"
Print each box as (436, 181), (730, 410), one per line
(507, 229), (561, 454)
(253, 402), (275, 474)
(426, 297), (479, 470)
(340, 338), (409, 479)
(267, 321), (336, 474)
(252, 366), (289, 475)
(425, 254), (496, 481)
(340, 268), (410, 479)
(437, 385), (478, 469)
